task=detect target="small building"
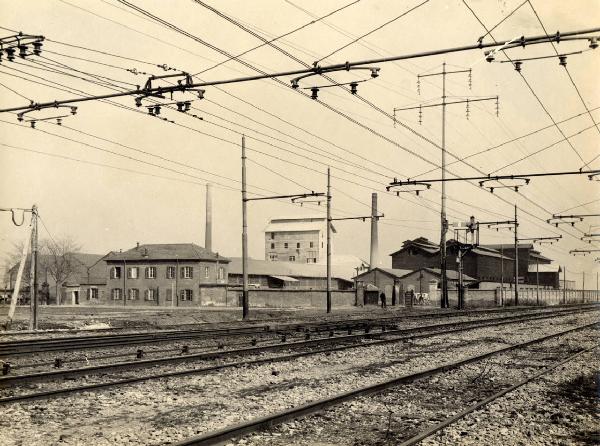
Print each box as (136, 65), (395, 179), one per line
(354, 267), (412, 301)
(104, 243), (229, 307)
(397, 268), (478, 292)
(228, 257), (353, 290)
(264, 215), (336, 263)
(527, 263), (561, 289)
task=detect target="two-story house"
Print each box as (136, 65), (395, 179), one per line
(104, 243), (229, 307)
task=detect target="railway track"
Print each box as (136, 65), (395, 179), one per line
(1, 303), (595, 357)
(6, 304), (596, 372)
(171, 320), (599, 446)
(0, 305), (595, 405)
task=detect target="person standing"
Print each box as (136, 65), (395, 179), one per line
(380, 291), (387, 308)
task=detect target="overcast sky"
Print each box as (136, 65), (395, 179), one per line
(1, 0), (599, 286)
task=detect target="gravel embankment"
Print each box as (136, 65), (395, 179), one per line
(0, 311), (596, 445)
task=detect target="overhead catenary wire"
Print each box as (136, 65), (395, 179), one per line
(3, 10), (596, 253)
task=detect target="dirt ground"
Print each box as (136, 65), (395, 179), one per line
(0, 304), (422, 331)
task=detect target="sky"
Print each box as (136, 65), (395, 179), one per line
(0, 0), (599, 287)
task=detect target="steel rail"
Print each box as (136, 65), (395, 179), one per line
(2, 304), (596, 357)
(0, 307), (594, 399)
(0, 27), (598, 113)
(172, 321), (599, 446)
(1, 302), (589, 338)
(397, 344), (599, 446)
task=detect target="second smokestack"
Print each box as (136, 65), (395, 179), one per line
(370, 192), (379, 269)
(205, 183), (212, 251)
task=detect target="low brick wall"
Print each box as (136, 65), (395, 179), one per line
(226, 289), (356, 308)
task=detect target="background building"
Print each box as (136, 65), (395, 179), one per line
(264, 215), (336, 263)
(104, 243), (229, 307)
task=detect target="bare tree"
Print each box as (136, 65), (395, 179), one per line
(5, 237), (81, 305)
(40, 237), (81, 305)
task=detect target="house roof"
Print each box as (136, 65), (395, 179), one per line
(355, 267), (413, 280)
(228, 257), (352, 282)
(104, 244), (228, 263)
(390, 238), (512, 260)
(398, 267), (477, 282)
(264, 218), (337, 234)
(480, 244), (552, 262)
(528, 264), (561, 273)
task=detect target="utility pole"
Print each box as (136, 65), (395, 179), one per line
(536, 261), (540, 306)
(582, 271), (585, 302)
(514, 204), (519, 306)
(500, 244), (504, 306)
(563, 266), (567, 304)
(28, 205), (38, 330)
(241, 136), (249, 320)
(326, 167), (332, 314)
(394, 64), (497, 309)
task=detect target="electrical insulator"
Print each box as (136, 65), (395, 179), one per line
(153, 105), (161, 115)
(5, 48), (16, 62)
(135, 97), (142, 107)
(30, 121), (36, 128)
(70, 106), (77, 115)
(311, 87), (319, 100)
(197, 89), (205, 99)
(559, 55), (567, 67)
(32, 41), (43, 56)
(485, 51), (495, 62)
(0, 51), (2, 63)
(416, 77), (421, 95)
(17, 113), (23, 122)
(418, 105), (422, 125)
(370, 68), (380, 78)
(495, 96), (500, 117)
(514, 61), (522, 72)
(465, 100), (470, 120)
(176, 102), (185, 112)
(350, 82), (358, 95)
(468, 70), (472, 89)
(56, 118), (62, 125)
(147, 106), (155, 116)
(184, 101), (191, 112)
(291, 79), (299, 89)
(18, 45), (27, 58)
(590, 37), (598, 49)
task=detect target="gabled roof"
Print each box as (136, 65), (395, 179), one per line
(355, 267), (413, 280)
(389, 237), (440, 256)
(397, 267), (477, 282)
(528, 264), (561, 273)
(105, 244), (228, 262)
(228, 257), (352, 282)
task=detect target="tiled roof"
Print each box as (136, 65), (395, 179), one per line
(104, 244), (228, 262)
(354, 267), (413, 280)
(228, 257), (352, 281)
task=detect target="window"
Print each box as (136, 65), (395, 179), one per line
(268, 254), (278, 261)
(111, 288), (122, 300)
(284, 243), (288, 249)
(218, 267), (225, 280)
(310, 242), (314, 248)
(289, 256), (296, 261)
(307, 258), (316, 264)
(145, 289), (157, 301)
(89, 288), (98, 299)
(296, 243), (300, 248)
(270, 232), (275, 239)
(180, 289), (193, 301)
(321, 242), (324, 248)
(204, 266), (210, 278)
(181, 266), (193, 279)
(145, 267), (156, 279)
(127, 267), (139, 279)
(111, 267), (121, 279)
(166, 288), (173, 301)
(166, 266), (176, 279)
(270, 243), (275, 249)
(127, 288), (139, 300)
